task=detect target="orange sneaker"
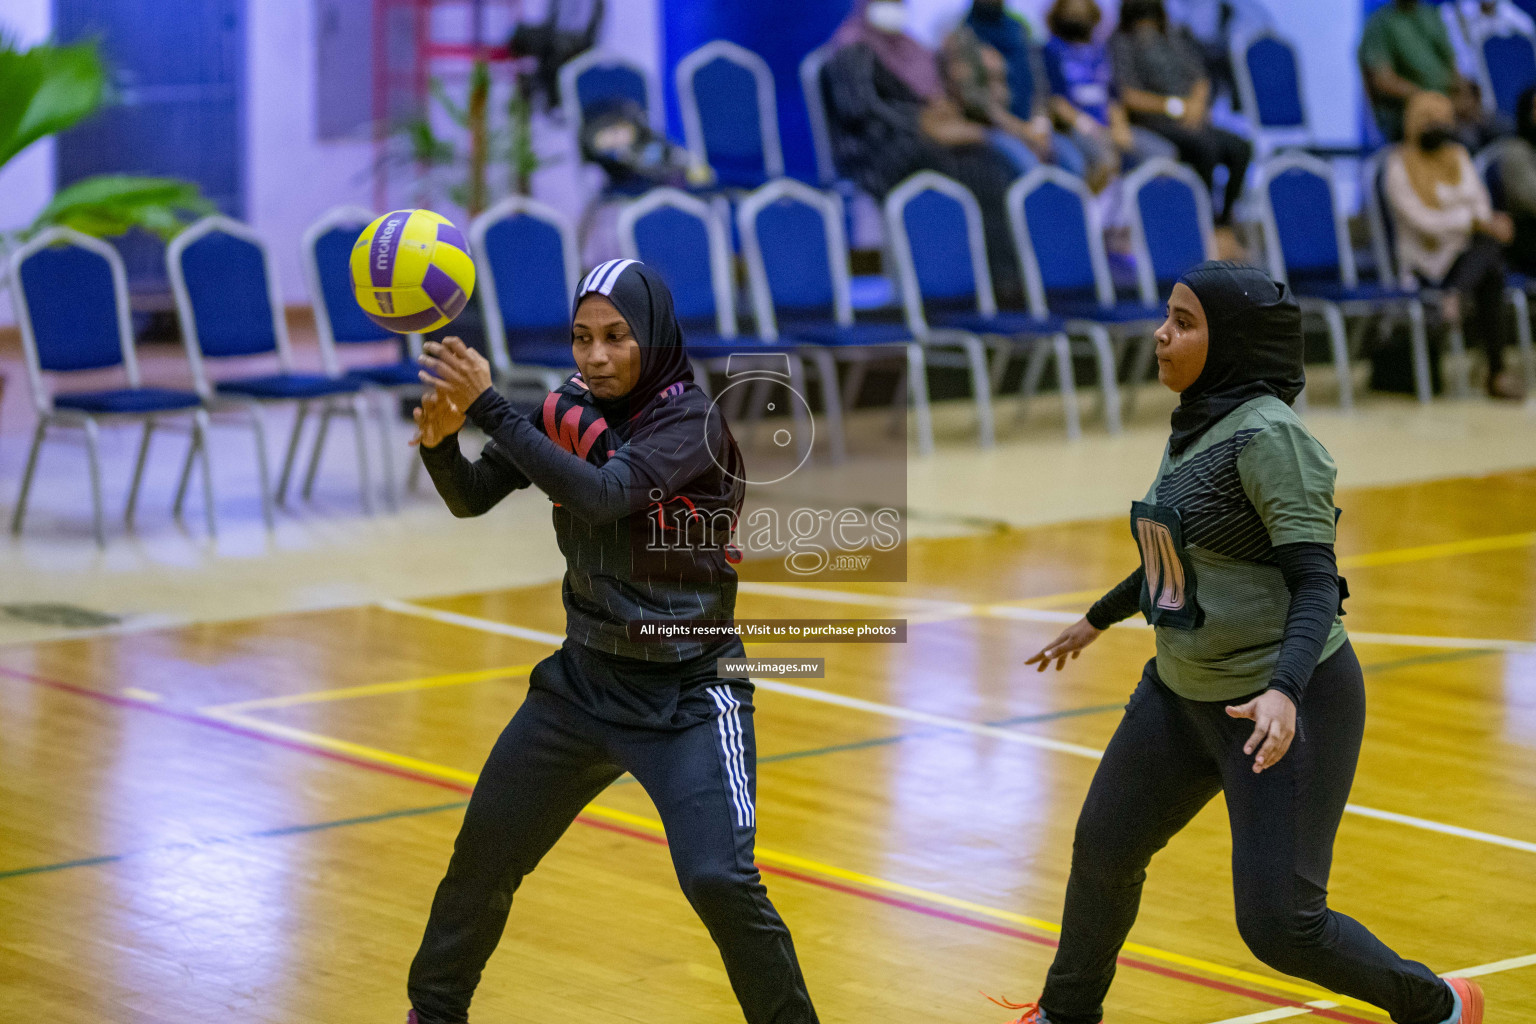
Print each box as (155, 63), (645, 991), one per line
(984, 994), (1084, 1024)
(1445, 977), (1484, 1024)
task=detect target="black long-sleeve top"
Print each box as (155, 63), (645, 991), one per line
(419, 383), (741, 663)
(1086, 541), (1341, 708)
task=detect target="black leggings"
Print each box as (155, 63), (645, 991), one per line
(1440, 233), (1510, 384)
(1040, 644), (1454, 1024)
(407, 677), (819, 1024)
(1138, 116), (1253, 224)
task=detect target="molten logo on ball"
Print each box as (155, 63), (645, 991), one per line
(350, 209), (475, 334)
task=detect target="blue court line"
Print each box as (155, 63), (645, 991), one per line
(0, 702), (1125, 882)
(0, 801), (471, 882)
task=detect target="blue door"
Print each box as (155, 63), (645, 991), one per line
(53, 0), (246, 298)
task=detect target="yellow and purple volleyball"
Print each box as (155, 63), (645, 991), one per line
(350, 209), (476, 333)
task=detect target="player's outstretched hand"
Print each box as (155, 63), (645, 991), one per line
(419, 336), (494, 411)
(1025, 616), (1103, 672)
(1225, 690), (1296, 773)
(412, 387), (466, 449)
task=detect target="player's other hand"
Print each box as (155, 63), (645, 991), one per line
(419, 336), (494, 411)
(412, 387), (466, 449)
(1226, 690), (1297, 773)
(1025, 616), (1103, 672)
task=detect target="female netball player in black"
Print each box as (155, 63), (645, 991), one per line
(994, 262), (1483, 1024)
(403, 259), (818, 1024)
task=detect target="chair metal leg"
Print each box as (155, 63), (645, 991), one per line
(1052, 334), (1083, 441)
(173, 426), (197, 521)
(1407, 301), (1434, 404)
(785, 356), (816, 466)
(1444, 319), (1472, 398)
(373, 392), (402, 512)
(11, 418), (48, 536)
(248, 404), (275, 530)
(193, 408), (217, 538)
(841, 360), (869, 412)
(1123, 333), (1158, 418)
(350, 395), (376, 515)
(301, 404), (335, 501)
(805, 348), (847, 463)
(82, 417), (106, 548)
(690, 359), (713, 399)
(957, 336), (995, 448)
(988, 342), (1012, 396)
(906, 344), (934, 456)
(276, 400), (310, 506)
(1507, 287), (1536, 389)
(1018, 343), (1051, 427)
(125, 418), (157, 529)
(1319, 303), (1353, 411)
(1083, 326), (1123, 434)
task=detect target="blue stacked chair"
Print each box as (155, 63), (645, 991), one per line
(884, 171), (1081, 443)
(560, 49), (666, 243)
(1477, 31), (1536, 119)
(618, 187), (826, 463)
(1006, 167), (1155, 430)
(469, 195), (582, 395)
(1257, 152), (1437, 407)
(1231, 29), (1365, 162)
(738, 178), (920, 458)
(677, 40), (784, 190)
(8, 227), (213, 545)
(168, 215), (376, 516)
(302, 205), (422, 507)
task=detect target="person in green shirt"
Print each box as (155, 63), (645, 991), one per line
(1359, 0), (1495, 142)
(989, 262), (1486, 1024)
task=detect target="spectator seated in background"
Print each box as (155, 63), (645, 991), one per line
(1042, 0), (1177, 192)
(956, 0), (1089, 178)
(1164, 0), (1274, 111)
(1111, 0), (1253, 225)
(1443, 0), (1536, 80)
(1359, 0), (1504, 146)
(1496, 86), (1536, 274)
(1386, 90), (1525, 399)
(939, 21), (1088, 181)
(822, 0), (1025, 302)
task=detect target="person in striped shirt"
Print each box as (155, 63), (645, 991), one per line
(403, 260), (819, 1024)
(996, 262), (1484, 1024)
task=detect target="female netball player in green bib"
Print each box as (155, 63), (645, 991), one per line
(996, 262), (1484, 1024)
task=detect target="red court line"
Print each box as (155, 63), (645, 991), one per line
(0, 664), (1375, 1022)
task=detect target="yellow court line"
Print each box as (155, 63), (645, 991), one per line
(208, 705), (1381, 1015)
(203, 664), (538, 714)
(1336, 530), (1536, 569)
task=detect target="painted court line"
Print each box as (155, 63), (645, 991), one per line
(1202, 953), (1536, 1024)
(195, 704), (1382, 1017)
(205, 664), (538, 713)
(374, 602), (1536, 857)
(1, 665), (1384, 1021)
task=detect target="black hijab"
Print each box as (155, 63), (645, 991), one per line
(571, 259), (746, 512)
(1168, 261), (1305, 456)
(574, 259), (695, 423)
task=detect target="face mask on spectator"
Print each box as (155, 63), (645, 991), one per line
(1056, 17), (1095, 41)
(1417, 124), (1455, 152)
(866, 1), (909, 33)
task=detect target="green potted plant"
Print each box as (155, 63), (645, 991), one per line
(1, 29), (215, 412)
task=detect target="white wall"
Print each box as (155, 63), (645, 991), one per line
(0, 0), (661, 324)
(246, 0), (377, 307)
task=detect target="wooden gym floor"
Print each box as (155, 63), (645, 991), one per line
(2, 469), (1535, 1024)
